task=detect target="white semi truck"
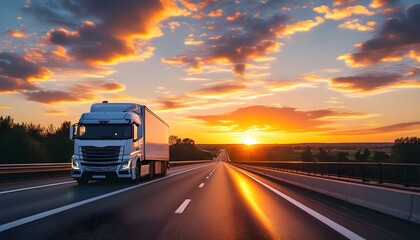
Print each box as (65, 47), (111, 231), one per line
(69, 101), (169, 185)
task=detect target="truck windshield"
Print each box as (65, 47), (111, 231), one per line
(75, 124), (133, 140)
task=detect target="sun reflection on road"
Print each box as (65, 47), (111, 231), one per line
(228, 166), (277, 238)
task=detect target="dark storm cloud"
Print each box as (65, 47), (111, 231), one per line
(0, 52), (51, 93)
(341, 4), (420, 67)
(330, 73), (403, 92)
(0, 52), (51, 80)
(23, 81), (125, 104)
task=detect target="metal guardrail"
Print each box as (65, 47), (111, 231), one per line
(0, 160), (213, 175)
(235, 161), (420, 187)
(0, 163), (71, 174)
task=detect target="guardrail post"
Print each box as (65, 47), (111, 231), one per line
(328, 163), (331, 176)
(362, 164), (366, 182)
(378, 163), (383, 184)
(338, 163), (341, 178)
(404, 165), (409, 187)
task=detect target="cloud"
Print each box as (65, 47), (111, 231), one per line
(332, 121), (420, 135)
(23, 81), (125, 104)
(4, 27), (30, 38)
(283, 17), (324, 35)
(338, 19), (377, 31)
(0, 105), (12, 109)
(154, 77), (311, 112)
(208, 9), (223, 17)
(27, 0), (188, 65)
(333, 0), (358, 6)
(188, 105), (371, 133)
(370, 0), (399, 9)
(227, 12), (247, 21)
(187, 81), (247, 98)
(0, 52), (52, 81)
(0, 52), (53, 93)
(313, 5), (374, 20)
(323, 72), (420, 94)
(163, 13), (290, 75)
(338, 4), (420, 67)
(179, 0), (216, 12)
(163, 1), (326, 77)
(45, 109), (67, 115)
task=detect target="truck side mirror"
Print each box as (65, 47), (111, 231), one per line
(69, 124), (77, 141)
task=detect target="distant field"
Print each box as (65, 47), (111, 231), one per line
(200, 143), (394, 162)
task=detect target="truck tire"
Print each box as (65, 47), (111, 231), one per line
(149, 162), (155, 178)
(135, 160), (141, 182)
(76, 178), (88, 185)
(161, 162), (167, 176)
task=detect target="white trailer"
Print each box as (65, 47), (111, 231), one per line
(69, 101), (169, 185)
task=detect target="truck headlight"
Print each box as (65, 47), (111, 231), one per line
(71, 156), (80, 170)
(121, 160), (131, 170)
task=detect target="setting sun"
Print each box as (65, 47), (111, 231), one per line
(242, 136), (258, 145)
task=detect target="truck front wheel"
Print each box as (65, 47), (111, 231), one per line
(76, 178), (88, 185)
(135, 160), (141, 182)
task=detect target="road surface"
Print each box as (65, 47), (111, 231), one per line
(1, 151), (419, 239)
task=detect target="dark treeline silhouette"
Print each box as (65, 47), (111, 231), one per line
(0, 116), (73, 163)
(169, 135), (214, 160)
(299, 137), (419, 163)
(392, 137), (420, 163)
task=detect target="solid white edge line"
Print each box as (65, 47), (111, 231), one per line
(231, 165), (365, 240)
(174, 199), (191, 214)
(0, 181), (76, 195)
(199, 183), (205, 188)
(0, 162), (215, 233)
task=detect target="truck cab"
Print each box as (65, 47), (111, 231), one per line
(70, 102), (169, 185)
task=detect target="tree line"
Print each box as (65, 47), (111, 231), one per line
(169, 135), (214, 160)
(0, 116), (73, 163)
(301, 137), (420, 163)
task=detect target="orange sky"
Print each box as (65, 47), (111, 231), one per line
(0, 0), (419, 144)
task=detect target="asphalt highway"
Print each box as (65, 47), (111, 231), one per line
(1, 151), (419, 239)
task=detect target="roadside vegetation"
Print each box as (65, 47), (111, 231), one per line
(227, 137), (420, 163)
(169, 135), (216, 160)
(0, 116), (72, 163)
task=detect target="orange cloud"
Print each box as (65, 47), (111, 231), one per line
(0, 52), (53, 93)
(23, 81), (125, 104)
(370, 0), (398, 9)
(4, 28), (30, 38)
(184, 34), (204, 46)
(179, 0), (215, 11)
(333, 0), (357, 6)
(161, 55), (204, 73)
(208, 9), (222, 17)
(187, 81), (247, 98)
(0, 105), (12, 109)
(283, 17), (324, 35)
(339, 19), (376, 31)
(45, 109), (67, 115)
(227, 12), (247, 21)
(313, 5), (374, 20)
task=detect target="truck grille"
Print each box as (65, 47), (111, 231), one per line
(81, 146), (121, 165)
